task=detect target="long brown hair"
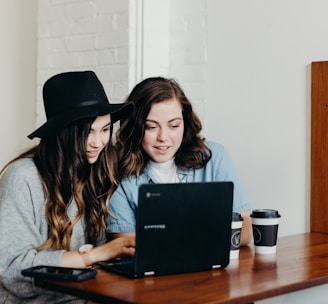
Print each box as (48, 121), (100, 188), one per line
(116, 77), (211, 178)
(1, 117), (117, 250)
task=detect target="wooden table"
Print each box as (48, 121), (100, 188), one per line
(35, 232), (328, 303)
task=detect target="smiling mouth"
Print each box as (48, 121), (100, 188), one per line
(154, 146), (170, 151)
(87, 150), (98, 157)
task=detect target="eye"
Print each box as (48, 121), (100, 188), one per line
(145, 124), (157, 130)
(169, 123), (181, 129)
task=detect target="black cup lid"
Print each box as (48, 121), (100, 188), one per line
(232, 212), (243, 221)
(250, 209), (281, 218)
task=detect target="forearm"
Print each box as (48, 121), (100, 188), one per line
(61, 250), (85, 268)
(110, 232), (136, 239)
(61, 236), (136, 268)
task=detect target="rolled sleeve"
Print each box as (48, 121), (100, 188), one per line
(107, 182), (138, 233)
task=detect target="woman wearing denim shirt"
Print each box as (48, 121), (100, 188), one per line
(108, 77), (253, 246)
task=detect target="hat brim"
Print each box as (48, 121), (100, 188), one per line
(28, 102), (134, 139)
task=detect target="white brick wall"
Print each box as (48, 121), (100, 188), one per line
(36, 0), (207, 128)
(142, 0), (170, 77)
(142, 0), (207, 126)
(36, 0), (134, 126)
(169, 0), (207, 128)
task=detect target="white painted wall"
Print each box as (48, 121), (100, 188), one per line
(0, 0), (37, 168)
(205, 1), (328, 302)
(143, 0), (318, 239)
(206, 0), (328, 238)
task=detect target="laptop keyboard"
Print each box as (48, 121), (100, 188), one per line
(110, 263), (135, 276)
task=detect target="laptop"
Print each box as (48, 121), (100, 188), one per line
(98, 181), (234, 278)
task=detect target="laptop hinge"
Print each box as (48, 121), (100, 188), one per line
(144, 271), (155, 276)
(212, 265), (221, 269)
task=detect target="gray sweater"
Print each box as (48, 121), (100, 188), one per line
(0, 158), (100, 303)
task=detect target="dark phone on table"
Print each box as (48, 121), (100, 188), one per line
(21, 265), (97, 281)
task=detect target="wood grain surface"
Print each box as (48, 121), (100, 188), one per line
(36, 233), (328, 303)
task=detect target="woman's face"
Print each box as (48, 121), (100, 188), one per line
(142, 98), (184, 163)
(86, 114), (111, 164)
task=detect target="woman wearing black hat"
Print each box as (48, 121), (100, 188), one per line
(0, 71), (135, 303)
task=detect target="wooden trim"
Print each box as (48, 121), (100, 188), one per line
(311, 61), (328, 232)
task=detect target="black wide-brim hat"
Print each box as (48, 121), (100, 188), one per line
(28, 71), (134, 139)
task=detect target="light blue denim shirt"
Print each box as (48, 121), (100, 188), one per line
(107, 141), (252, 233)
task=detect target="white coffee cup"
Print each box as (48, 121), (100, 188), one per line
(230, 212), (243, 259)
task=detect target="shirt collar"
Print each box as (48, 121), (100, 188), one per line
(135, 162), (192, 186)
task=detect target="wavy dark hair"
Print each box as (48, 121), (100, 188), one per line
(116, 77), (212, 178)
(1, 117), (117, 251)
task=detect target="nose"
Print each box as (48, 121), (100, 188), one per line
(89, 133), (102, 147)
(157, 127), (168, 142)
